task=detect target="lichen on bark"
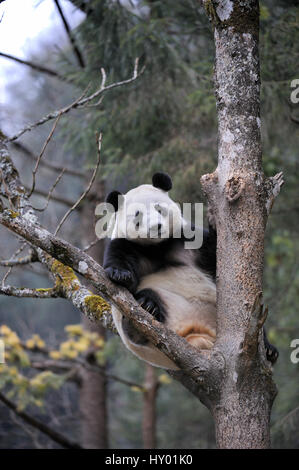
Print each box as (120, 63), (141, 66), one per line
(84, 295), (111, 322)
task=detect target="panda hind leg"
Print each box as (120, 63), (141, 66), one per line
(185, 333), (215, 350)
(135, 288), (167, 323)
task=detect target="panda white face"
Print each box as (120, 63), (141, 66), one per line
(112, 185), (183, 243)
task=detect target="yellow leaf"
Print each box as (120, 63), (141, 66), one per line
(26, 339), (35, 349)
(74, 338), (90, 352)
(65, 324), (83, 336)
(49, 351), (61, 360)
(64, 350), (78, 359)
(0, 325), (12, 336)
(36, 339), (45, 349)
(158, 374), (172, 385)
(131, 385), (143, 393)
(94, 338), (105, 349)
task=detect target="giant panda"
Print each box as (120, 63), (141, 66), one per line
(103, 172), (278, 369)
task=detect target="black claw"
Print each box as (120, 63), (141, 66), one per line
(135, 288), (166, 323)
(105, 266), (134, 290)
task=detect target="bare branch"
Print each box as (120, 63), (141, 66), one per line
(28, 115), (61, 197)
(31, 358), (143, 390)
(32, 169), (66, 212)
(0, 242), (28, 285)
(54, 0), (85, 68)
(36, 250), (114, 331)
(11, 141), (85, 178)
(1, 266), (12, 286)
(0, 137), (113, 330)
(82, 238), (100, 252)
(7, 86), (90, 143)
(54, 133), (102, 236)
(0, 51), (71, 83)
(0, 249), (37, 267)
(6, 59), (144, 142)
(24, 185), (75, 208)
(0, 391), (81, 449)
(0, 285), (59, 298)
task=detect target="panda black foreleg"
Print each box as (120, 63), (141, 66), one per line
(263, 328), (279, 364)
(135, 289), (167, 323)
(104, 239), (140, 292)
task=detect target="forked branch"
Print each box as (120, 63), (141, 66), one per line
(6, 59), (145, 142)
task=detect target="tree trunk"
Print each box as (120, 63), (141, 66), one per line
(79, 179), (109, 449)
(142, 365), (159, 449)
(201, 0), (279, 448)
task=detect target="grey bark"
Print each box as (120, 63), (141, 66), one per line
(201, 0), (282, 448)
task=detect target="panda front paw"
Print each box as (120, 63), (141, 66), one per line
(135, 289), (166, 323)
(105, 266), (135, 291)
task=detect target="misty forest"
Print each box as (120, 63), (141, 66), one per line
(0, 0), (299, 450)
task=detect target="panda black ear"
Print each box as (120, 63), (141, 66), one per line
(152, 172), (172, 192)
(105, 191), (124, 212)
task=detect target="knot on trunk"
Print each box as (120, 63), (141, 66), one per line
(241, 292), (268, 360)
(265, 171), (284, 215)
(200, 171), (219, 230)
(225, 176), (245, 202)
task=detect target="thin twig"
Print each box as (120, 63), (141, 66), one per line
(10, 241), (27, 258)
(10, 411), (43, 449)
(0, 51), (70, 83)
(0, 285), (59, 298)
(30, 358), (143, 389)
(1, 242), (29, 284)
(32, 169), (66, 212)
(54, 133), (102, 236)
(24, 185), (75, 207)
(7, 86), (90, 143)
(11, 141), (85, 178)
(1, 267), (12, 287)
(7, 59), (144, 142)
(28, 115), (61, 197)
(54, 0), (85, 68)
(82, 238), (99, 252)
(0, 392), (81, 449)
(0, 249), (37, 267)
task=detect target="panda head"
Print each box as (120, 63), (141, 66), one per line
(106, 172), (183, 243)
